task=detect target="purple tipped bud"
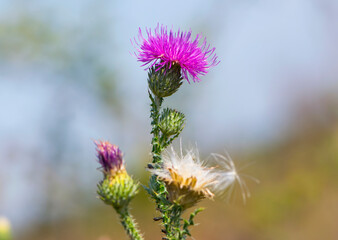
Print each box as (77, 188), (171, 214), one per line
(95, 140), (124, 173)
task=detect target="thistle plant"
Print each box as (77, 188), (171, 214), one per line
(95, 24), (250, 240)
(95, 141), (142, 240)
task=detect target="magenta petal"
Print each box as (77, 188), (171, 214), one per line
(133, 25), (220, 83)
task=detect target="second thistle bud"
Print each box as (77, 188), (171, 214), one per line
(95, 141), (139, 211)
(148, 64), (183, 98)
(159, 108), (185, 137)
(96, 141), (123, 176)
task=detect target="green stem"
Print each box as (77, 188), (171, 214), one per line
(163, 205), (184, 240)
(149, 92), (163, 165)
(148, 92), (185, 239)
(117, 208), (143, 240)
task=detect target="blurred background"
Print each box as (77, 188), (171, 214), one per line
(1, 0), (338, 239)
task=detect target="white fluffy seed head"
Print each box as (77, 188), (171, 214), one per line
(149, 144), (251, 206)
(210, 152), (252, 203)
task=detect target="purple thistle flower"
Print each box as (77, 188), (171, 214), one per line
(133, 24), (219, 83)
(95, 140), (124, 173)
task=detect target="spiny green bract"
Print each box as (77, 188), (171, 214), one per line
(148, 64), (183, 98)
(97, 172), (139, 211)
(159, 108), (185, 137)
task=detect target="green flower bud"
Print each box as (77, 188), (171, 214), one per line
(148, 64), (183, 98)
(95, 141), (139, 211)
(97, 169), (139, 211)
(159, 108), (185, 137)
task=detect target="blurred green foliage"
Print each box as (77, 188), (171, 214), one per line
(0, 11), (122, 113)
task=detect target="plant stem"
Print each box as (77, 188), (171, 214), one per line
(117, 208), (143, 240)
(149, 93), (163, 165)
(148, 92), (185, 239)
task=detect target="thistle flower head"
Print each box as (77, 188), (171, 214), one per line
(134, 24), (219, 83)
(95, 140), (124, 175)
(95, 140), (139, 210)
(148, 145), (248, 209)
